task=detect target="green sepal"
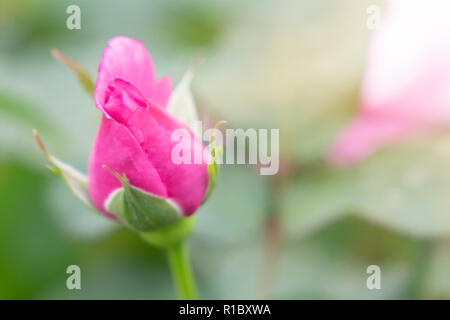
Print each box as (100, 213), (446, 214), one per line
(33, 130), (94, 209)
(104, 166), (182, 232)
(202, 121), (225, 203)
(167, 69), (200, 132)
(52, 49), (95, 96)
(203, 145), (222, 203)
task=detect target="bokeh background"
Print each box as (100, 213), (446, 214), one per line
(1, 0), (450, 299)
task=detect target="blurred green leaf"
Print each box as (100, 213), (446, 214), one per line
(0, 91), (56, 135)
(0, 161), (76, 299)
(40, 229), (174, 299)
(275, 216), (424, 299)
(0, 160), (176, 299)
(159, 1), (227, 49)
(422, 240), (450, 299)
(193, 215), (427, 299)
(0, 0), (67, 54)
(352, 131), (450, 237)
(284, 131), (450, 239)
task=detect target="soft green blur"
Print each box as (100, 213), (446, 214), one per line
(0, 0), (449, 300)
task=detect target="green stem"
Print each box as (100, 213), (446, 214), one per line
(167, 240), (198, 300)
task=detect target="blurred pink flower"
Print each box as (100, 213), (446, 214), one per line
(88, 36), (209, 218)
(330, 0), (450, 165)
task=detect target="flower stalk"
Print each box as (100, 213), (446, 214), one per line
(167, 241), (198, 300)
(139, 216), (198, 299)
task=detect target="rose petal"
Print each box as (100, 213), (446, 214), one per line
(95, 36), (172, 114)
(128, 103), (209, 216)
(330, 0), (450, 165)
(88, 116), (168, 218)
(91, 79), (209, 216)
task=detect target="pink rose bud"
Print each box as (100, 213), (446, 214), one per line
(36, 37), (212, 232)
(88, 37), (210, 222)
(330, 0), (450, 165)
